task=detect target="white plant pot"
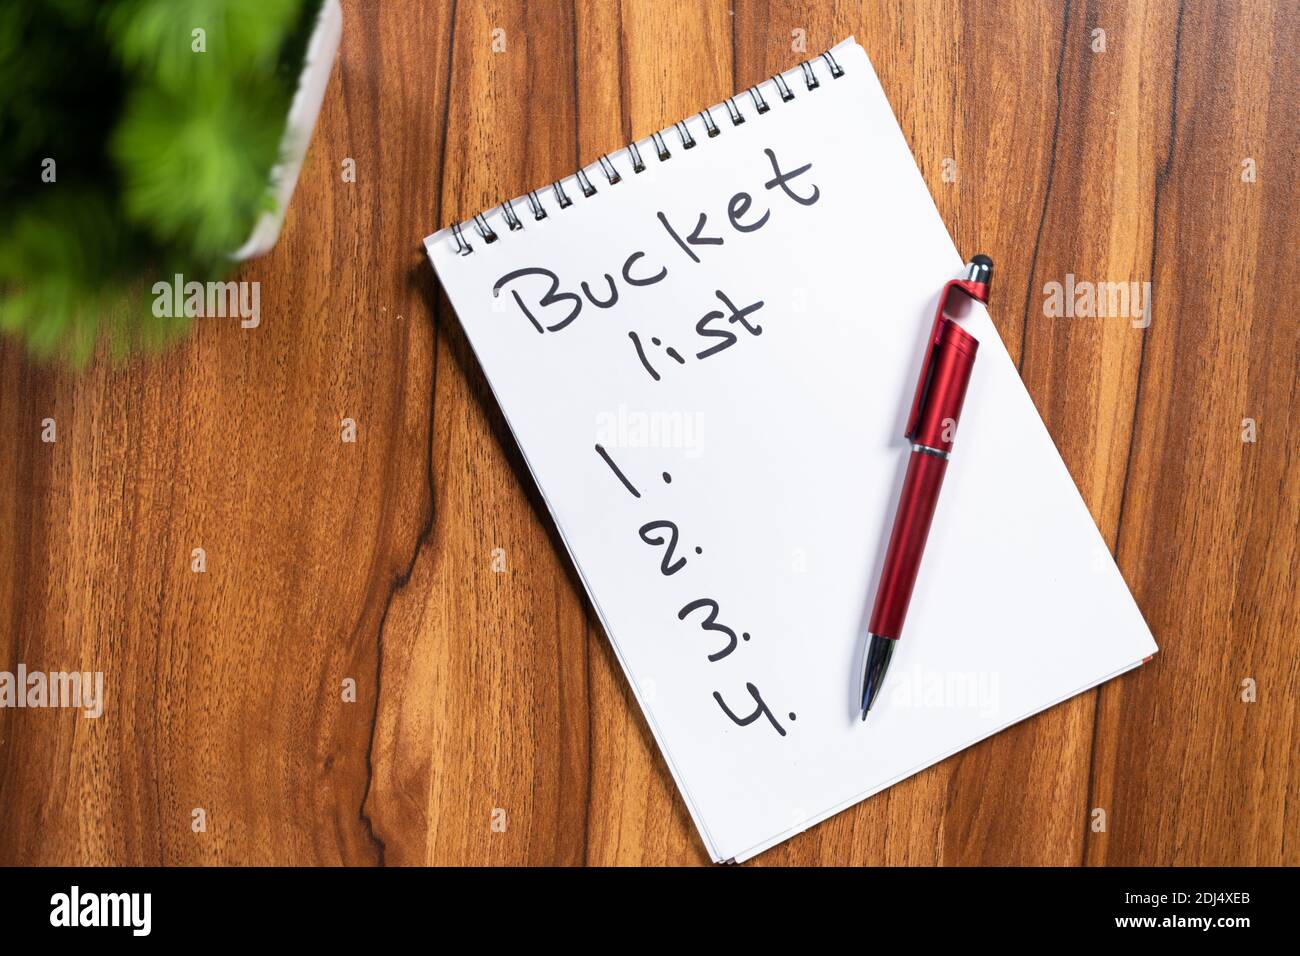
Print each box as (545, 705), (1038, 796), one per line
(233, 0), (343, 260)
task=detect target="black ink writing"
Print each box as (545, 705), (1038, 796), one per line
(762, 147), (820, 206)
(678, 598), (745, 662)
(582, 275), (619, 309)
(727, 191), (770, 233)
(623, 251), (668, 286)
(493, 251), (667, 334)
(694, 290), (765, 360)
(594, 443), (641, 497)
(592, 445), (794, 738)
(628, 330), (661, 381)
(639, 520), (688, 575)
(713, 683), (793, 736)
(657, 211), (725, 264)
(492, 267), (582, 333)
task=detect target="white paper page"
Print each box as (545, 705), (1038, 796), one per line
(425, 38), (1157, 863)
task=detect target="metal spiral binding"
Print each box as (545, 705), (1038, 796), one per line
(447, 48), (845, 254)
(821, 49), (844, 78)
(651, 130), (671, 161)
(451, 221), (472, 255)
(628, 141), (646, 173)
(800, 60), (820, 90)
(526, 190), (547, 221)
(472, 212), (496, 244)
(771, 73), (794, 102)
(501, 198), (523, 231)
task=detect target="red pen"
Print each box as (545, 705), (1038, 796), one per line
(859, 255), (993, 719)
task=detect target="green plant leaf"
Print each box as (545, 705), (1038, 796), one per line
(113, 78), (290, 263)
(106, 0), (305, 93)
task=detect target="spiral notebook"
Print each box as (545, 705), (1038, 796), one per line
(423, 38), (1157, 863)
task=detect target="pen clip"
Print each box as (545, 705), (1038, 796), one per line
(904, 265), (990, 440)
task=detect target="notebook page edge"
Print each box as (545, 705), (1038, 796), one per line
(423, 239), (727, 864)
(728, 657), (1153, 864)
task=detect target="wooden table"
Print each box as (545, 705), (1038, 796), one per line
(1, 0), (1295, 866)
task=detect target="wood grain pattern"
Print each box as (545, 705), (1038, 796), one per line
(0, 0), (1295, 866)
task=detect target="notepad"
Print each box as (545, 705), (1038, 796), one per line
(423, 37), (1157, 863)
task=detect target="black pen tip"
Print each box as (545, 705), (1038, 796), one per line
(858, 633), (897, 721)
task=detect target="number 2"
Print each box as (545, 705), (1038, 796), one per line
(639, 520), (687, 575)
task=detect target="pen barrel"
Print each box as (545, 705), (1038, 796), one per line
(867, 449), (949, 641)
